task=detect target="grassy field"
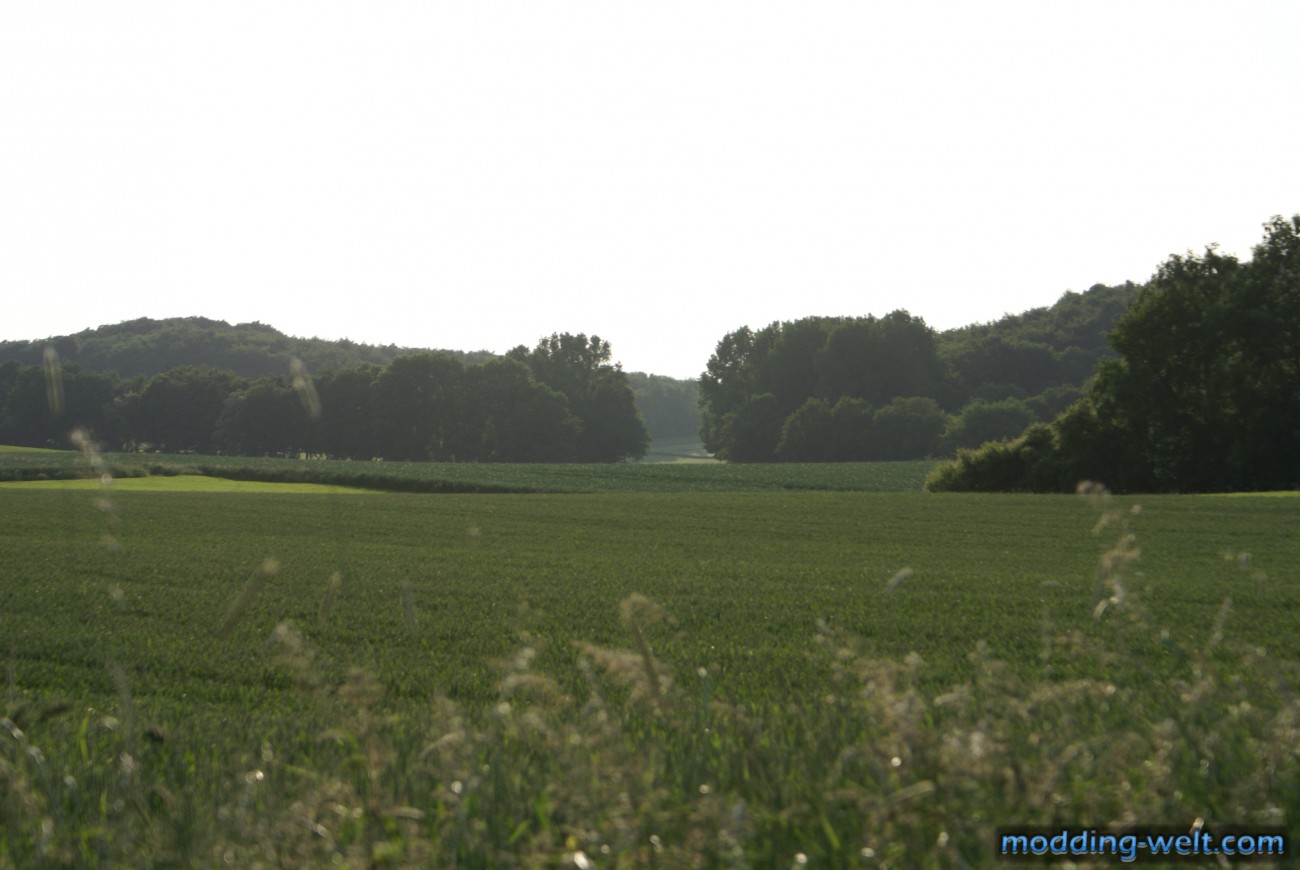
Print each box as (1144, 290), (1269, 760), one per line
(0, 448), (939, 493)
(0, 476), (382, 494)
(1, 455), (1298, 865)
(642, 436), (715, 464)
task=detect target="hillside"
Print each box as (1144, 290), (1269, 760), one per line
(0, 317), (701, 454)
(935, 282), (1141, 398)
(697, 282), (1143, 461)
(0, 316), (493, 380)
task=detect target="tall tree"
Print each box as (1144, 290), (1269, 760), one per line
(699, 311), (945, 461)
(371, 354), (469, 461)
(0, 362), (119, 449)
(1097, 215), (1300, 490)
(930, 216), (1300, 493)
(314, 365), (380, 460)
(699, 326), (758, 456)
(213, 377), (308, 457)
(134, 366), (245, 453)
(468, 358), (580, 461)
(510, 333), (649, 462)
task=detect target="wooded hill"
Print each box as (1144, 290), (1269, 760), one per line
(929, 216), (1300, 493)
(0, 279), (1136, 456)
(0, 317), (700, 445)
(0, 316), (493, 380)
(699, 282), (1139, 462)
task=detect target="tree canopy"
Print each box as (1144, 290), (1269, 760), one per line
(698, 282), (1137, 463)
(0, 333), (648, 464)
(0, 317), (691, 453)
(509, 333), (649, 462)
(929, 216), (1300, 493)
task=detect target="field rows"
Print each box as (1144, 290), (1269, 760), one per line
(2, 478), (1298, 865)
(4, 487), (1297, 710)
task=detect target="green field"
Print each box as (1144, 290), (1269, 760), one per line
(642, 436), (715, 464)
(0, 476), (381, 494)
(2, 462), (1298, 865)
(0, 448), (940, 493)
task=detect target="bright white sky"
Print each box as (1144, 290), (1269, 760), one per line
(2, 2), (1297, 379)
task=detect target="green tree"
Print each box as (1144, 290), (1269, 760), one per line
(1096, 215), (1300, 490)
(766, 318), (836, 416)
(0, 362), (119, 449)
(511, 333), (649, 462)
(829, 397), (875, 461)
(867, 397), (948, 460)
(815, 312), (945, 406)
(725, 393), (784, 462)
(371, 354), (468, 461)
(699, 326), (758, 455)
(939, 398), (1036, 455)
(468, 358), (580, 462)
(314, 365), (380, 460)
(134, 366), (244, 453)
(213, 378), (307, 457)
(700, 312), (948, 460)
(928, 216), (1300, 493)
(775, 397), (834, 461)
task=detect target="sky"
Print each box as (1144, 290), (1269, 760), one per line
(2, 2), (1298, 380)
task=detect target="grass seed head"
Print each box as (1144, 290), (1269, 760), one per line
(290, 357), (322, 422)
(42, 347), (64, 417)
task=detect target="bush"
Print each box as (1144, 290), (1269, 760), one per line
(926, 423), (1064, 492)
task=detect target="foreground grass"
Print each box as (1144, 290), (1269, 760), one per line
(2, 483), (1297, 866)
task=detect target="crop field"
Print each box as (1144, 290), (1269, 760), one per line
(0, 448), (939, 493)
(1, 460), (1298, 866)
(0, 476), (382, 494)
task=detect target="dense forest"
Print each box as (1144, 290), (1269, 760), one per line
(698, 282), (1137, 462)
(699, 216), (1299, 491)
(929, 215), (1300, 493)
(0, 318), (697, 450)
(0, 333), (649, 463)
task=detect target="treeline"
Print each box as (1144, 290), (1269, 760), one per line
(0, 316), (700, 450)
(0, 333), (649, 463)
(929, 215), (1300, 493)
(699, 283), (1136, 462)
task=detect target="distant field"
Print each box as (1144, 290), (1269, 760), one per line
(0, 476), (381, 493)
(0, 447), (939, 492)
(642, 436), (715, 463)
